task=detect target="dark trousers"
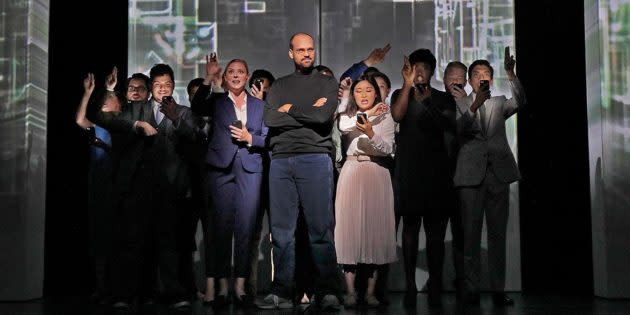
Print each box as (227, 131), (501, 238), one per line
(208, 154), (262, 278)
(295, 211), (316, 298)
(268, 153), (340, 299)
(110, 166), (184, 302)
(449, 202), (465, 289)
(402, 211), (449, 294)
(458, 169), (510, 293)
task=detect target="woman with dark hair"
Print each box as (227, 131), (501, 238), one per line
(191, 56), (268, 308)
(390, 49), (457, 308)
(334, 76), (397, 308)
(248, 69), (275, 100)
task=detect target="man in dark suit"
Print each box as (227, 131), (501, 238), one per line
(87, 64), (205, 310)
(453, 48), (526, 306)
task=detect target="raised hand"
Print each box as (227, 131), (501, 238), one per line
(402, 55), (416, 87)
(206, 52), (221, 77)
(449, 83), (467, 100)
(83, 73), (95, 96)
(366, 102), (388, 117)
(364, 43), (391, 67)
(471, 89), (490, 112)
(338, 77), (352, 99)
(251, 84), (264, 100)
(504, 46), (516, 79)
(105, 66), (118, 91)
(160, 96), (179, 121)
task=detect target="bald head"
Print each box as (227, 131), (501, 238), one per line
(289, 32), (314, 49)
(288, 32), (315, 70)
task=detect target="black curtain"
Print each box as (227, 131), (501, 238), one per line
(515, 0), (593, 295)
(45, 0), (128, 296)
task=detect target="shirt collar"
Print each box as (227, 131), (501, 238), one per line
(228, 90), (247, 105)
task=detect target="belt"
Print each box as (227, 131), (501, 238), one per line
(346, 154), (390, 164)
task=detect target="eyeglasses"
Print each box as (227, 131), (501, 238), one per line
(292, 48), (314, 55)
(127, 86), (147, 92)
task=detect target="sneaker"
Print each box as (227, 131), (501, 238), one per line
(319, 294), (341, 311)
(365, 294), (380, 308)
(256, 294), (294, 310)
(344, 292), (357, 308)
(170, 300), (191, 310)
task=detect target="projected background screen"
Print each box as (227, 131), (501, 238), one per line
(128, 0), (520, 291)
(585, 0), (630, 296)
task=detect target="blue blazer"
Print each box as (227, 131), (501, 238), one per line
(203, 91), (268, 173)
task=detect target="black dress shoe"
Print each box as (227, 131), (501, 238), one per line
(403, 291), (417, 308)
(492, 293), (514, 306)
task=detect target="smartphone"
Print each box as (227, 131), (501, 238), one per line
(357, 113), (368, 123)
(505, 46), (510, 58)
(479, 80), (490, 94)
(454, 83), (464, 90)
(162, 95), (174, 103)
(231, 120), (243, 129)
(253, 78), (264, 90)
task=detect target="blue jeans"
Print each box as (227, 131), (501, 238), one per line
(268, 153), (340, 299)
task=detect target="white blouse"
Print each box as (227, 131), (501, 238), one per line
(338, 111), (396, 157)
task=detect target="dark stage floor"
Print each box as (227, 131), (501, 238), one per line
(2, 293), (629, 315)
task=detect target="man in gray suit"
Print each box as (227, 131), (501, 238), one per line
(453, 47), (526, 306)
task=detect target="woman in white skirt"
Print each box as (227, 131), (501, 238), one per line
(335, 75), (397, 308)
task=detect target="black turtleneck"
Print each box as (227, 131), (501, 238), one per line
(263, 68), (338, 158)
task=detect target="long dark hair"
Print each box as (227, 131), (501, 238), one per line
(342, 75), (383, 117)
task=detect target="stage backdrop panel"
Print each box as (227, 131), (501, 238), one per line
(585, 0), (630, 299)
(0, 0), (49, 300)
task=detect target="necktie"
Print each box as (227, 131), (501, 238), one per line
(479, 104), (487, 135)
(154, 105), (163, 125)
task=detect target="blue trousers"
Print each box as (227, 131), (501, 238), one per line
(268, 153), (341, 299)
(208, 154), (262, 278)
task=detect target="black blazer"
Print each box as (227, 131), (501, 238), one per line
(87, 90), (205, 197)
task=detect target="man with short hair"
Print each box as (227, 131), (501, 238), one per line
(454, 48), (526, 306)
(87, 63), (205, 310)
(259, 32), (341, 311)
(442, 60), (468, 300)
(126, 73), (151, 102)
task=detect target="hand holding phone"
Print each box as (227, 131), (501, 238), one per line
(479, 80), (490, 94)
(355, 112), (374, 138)
(231, 120), (243, 129)
(504, 46), (515, 73)
(253, 78), (264, 90)
(357, 112), (368, 124)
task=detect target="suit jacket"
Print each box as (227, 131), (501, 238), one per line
(87, 91), (205, 196)
(453, 78), (526, 187)
(191, 85), (268, 173)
